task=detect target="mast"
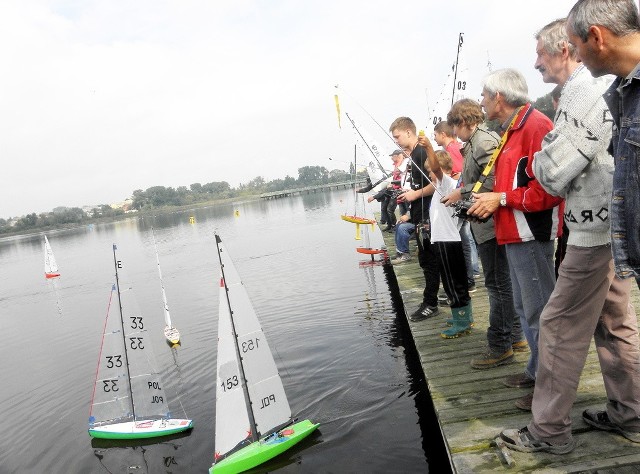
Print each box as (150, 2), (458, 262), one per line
(451, 32), (464, 108)
(112, 244), (136, 420)
(214, 234), (258, 443)
(151, 229), (172, 328)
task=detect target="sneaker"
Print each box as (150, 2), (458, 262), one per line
(409, 305), (439, 322)
(503, 373), (535, 388)
(515, 392), (533, 411)
(473, 272), (481, 279)
(512, 340), (529, 352)
(582, 409), (640, 443)
(470, 348), (514, 369)
(384, 225), (395, 232)
(468, 284), (477, 293)
(356, 181), (373, 193)
(499, 426), (576, 454)
(391, 253), (412, 264)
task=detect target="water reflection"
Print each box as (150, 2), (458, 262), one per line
(0, 189), (447, 473)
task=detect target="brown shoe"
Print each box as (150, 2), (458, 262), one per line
(503, 373), (535, 388)
(512, 340), (529, 352)
(470, 348), (514, 369)
(515, 392), (534, 411)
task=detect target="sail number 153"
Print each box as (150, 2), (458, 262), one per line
(242, 338), (259, 353)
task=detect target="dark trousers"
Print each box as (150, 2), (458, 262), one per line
(379, 194), (392, 225)
(416, 226), (440, 308)
(386, 198), (398, 226)
(433, 241), (470, 309)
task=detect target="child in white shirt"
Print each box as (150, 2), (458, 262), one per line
(426, 148), (472, 338)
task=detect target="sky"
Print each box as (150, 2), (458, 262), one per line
(0, 0), (582, 219)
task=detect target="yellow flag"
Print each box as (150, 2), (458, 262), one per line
(334, 94), (341, 129)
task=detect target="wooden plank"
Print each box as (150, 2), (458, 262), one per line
(378, 226), (640, 472)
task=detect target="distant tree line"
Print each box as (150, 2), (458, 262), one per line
(2, 92), (556, 237)
(0, 165), (357, 235)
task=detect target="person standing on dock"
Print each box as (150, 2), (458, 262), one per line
(390, 117), (441, 322)
(467, 69), (564, 410)
(499, 16), (638, 454)
(434, 120), (480, 292)
(422, 146), (473, 338)
(443, 99), (524, 369)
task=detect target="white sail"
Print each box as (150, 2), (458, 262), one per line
(44, 235), (59, 275)
(90, 246), (173, 431)
(151, 230), (180, 344)
(214, 274), (253, 458)
(89, 284), (133, 427)
(119, 285), (171, 420)
(214, 235), (292, 460)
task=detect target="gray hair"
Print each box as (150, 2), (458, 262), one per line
(568, 0), (640, 41)
(481, 68), (529, 107)
(536, 18), (577, 59)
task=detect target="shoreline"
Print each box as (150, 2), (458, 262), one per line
(0, 195), (262, 241)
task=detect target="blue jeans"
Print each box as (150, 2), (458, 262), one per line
(506, 240), (556, 380)
(460, 221), (479, 285)
(395, 222), (415, 254)
(477, 238), (521, 354)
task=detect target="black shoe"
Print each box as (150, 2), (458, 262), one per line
(356, 180), (373, 193)
(583, 409), (640, 442)
(409, 304), (439, 322)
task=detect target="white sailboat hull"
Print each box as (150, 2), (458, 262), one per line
(164, 325), (181, 344)
(89, 418), (193, 440)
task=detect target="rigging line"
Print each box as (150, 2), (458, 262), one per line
(89, 284), (117, 418)
(344, 112), (389, 179)
(339, 89), (442, 196)
(351, 142), (357, 213)
(451, 32), (464, 108)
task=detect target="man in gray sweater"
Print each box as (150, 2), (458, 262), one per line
(500, 18), (640, 454)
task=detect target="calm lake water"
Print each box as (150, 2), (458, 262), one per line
(0, 189), (450, 473)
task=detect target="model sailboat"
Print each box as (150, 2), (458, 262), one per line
(88, 244), (193, 440)
(44, 235), (60, 279)
(211, 233), (318, 473)
(340, 137), (378, 240)
(151, 229), (180, 345)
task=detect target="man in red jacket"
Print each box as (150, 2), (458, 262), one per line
(468, 68), (564, 410)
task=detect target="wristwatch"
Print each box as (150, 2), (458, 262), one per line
(499, 192), (507, 207)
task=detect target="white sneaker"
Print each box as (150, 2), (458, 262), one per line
(391, 253), (412, 264)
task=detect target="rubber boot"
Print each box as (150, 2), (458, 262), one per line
(445, 310), (474, 327)
(441, 304), (472, 339)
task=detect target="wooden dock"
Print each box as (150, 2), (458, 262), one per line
(379, 228), (640, 473)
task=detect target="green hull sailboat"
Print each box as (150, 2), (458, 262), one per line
(210, 234), (318, 473)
